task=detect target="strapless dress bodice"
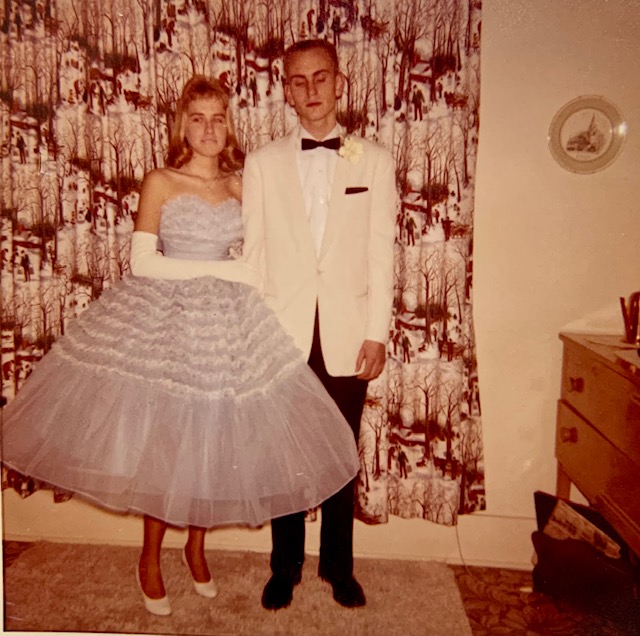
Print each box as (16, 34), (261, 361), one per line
(158, 194), (243, 261)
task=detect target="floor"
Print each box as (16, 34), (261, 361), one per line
(451, 564), (640, 636)
(3, 541), (639, 635)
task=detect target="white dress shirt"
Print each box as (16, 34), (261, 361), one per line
(295, 125), (341, 256)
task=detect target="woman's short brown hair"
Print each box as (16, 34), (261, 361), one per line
(167, 75), (244, 171)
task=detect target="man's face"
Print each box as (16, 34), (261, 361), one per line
(284, 47), (344, 132)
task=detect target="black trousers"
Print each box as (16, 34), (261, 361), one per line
(269, 311), (368, 583)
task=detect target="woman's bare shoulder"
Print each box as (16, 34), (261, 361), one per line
(141, 167), (179, 189)
(140, 168), (189, 202)
(136, 169), (184, 231)
(224, 172), (242, 201)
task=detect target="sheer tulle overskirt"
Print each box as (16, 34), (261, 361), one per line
(2, 276), (359, 528)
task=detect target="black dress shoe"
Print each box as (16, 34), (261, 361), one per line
(321, 575), (366, 608)
(261, 572), (301, 610)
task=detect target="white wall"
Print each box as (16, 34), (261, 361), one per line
(3, 0), (640, 570)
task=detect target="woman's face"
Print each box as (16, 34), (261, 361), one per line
(183, 96), (228, 159)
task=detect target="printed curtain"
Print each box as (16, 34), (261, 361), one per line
(0, 0), (485, 525)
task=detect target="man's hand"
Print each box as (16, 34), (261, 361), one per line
(355, 340), (386, 381)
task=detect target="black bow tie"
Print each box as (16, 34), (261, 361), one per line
(301, 137), (341, 151)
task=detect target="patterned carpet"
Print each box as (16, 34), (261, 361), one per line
(451, 564), (639, 636)
(3, 542), (638, 635)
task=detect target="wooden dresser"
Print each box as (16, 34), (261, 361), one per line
(556, 332), (640, 558)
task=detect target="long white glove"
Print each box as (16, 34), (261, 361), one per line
(130, 231), (261, 289)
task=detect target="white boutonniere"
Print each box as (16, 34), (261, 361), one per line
(338, 136), (364, 164)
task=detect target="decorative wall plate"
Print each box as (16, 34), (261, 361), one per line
(548, 96), (627, 174)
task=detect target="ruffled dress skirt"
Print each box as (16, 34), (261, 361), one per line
(1, 276), (360, 528)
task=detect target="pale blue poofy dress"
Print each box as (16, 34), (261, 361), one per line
(2, 195), (359, 528)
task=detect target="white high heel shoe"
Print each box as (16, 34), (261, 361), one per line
(135, 565), (172, 616)
(182, 548), (218, 598)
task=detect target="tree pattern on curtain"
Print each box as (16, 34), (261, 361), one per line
(0, 0), (485, 525)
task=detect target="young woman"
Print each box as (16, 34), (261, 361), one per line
(1, 76), (359, 616)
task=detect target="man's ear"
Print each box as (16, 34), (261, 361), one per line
(335, 73), (346, 99)
(283, 82), (295, 107)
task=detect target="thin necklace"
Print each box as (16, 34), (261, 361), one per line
(187, 170), (226, 191)
(203, 172), (226, 191)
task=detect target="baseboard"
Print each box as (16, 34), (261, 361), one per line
(2, 489), (537, 570)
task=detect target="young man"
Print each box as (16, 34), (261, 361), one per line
(242, 39), (397, 610)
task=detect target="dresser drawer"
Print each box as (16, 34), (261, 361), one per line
(556, 401), (640, 556)
(561, 344), (640, 463)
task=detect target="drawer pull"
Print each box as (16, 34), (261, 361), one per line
(569, 376), (584, 393)
(560, 426), (578, 443)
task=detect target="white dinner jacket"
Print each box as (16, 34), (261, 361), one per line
(242, 129), (397, 377)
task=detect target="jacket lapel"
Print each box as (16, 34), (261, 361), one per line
(319, 154), (352, 262)
(280, 132), (317, 258)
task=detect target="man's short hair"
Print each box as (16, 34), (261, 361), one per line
(283, 39), (340, 78)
